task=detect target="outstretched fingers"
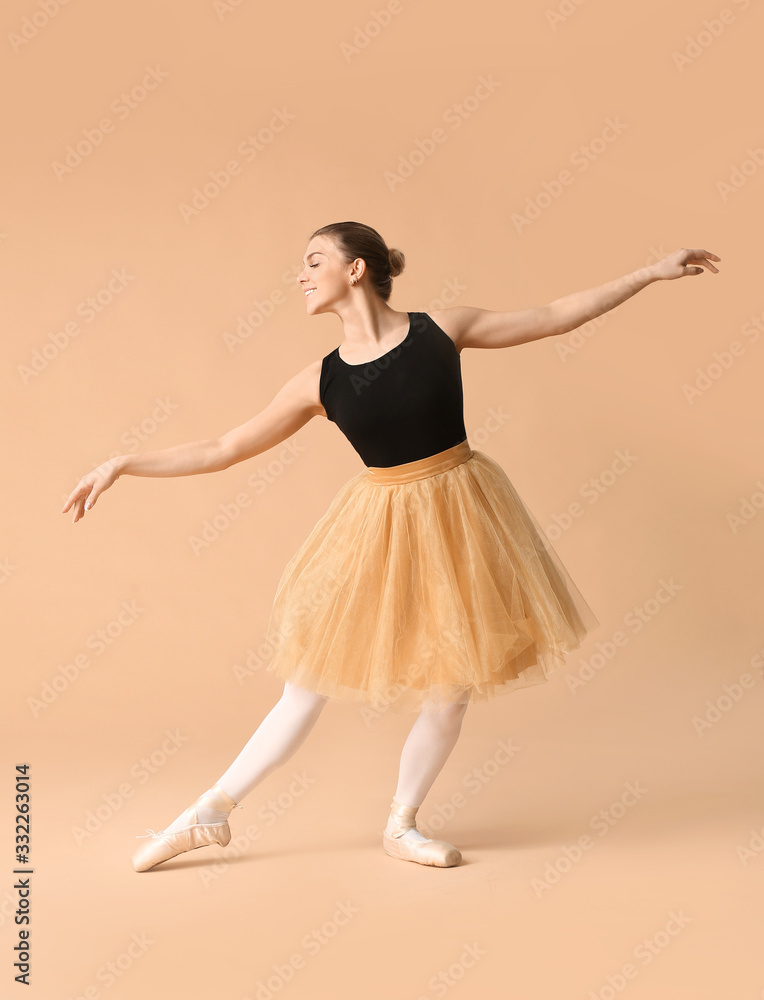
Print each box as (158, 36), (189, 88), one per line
(62, 481), (95, 522)
(684, 249), (721, 274)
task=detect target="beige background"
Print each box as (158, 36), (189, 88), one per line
(3, 0), (763, 997)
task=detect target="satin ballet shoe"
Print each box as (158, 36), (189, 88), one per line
(382, 798), (462, 868)
(131, 784), (242, 873)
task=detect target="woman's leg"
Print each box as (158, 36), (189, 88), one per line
(132, 681), (329, 871)
(216, 680), (328, 802)
(161, 680), (328, 833)
(382, 694), (469, 865)
(391, 694), (470, 810)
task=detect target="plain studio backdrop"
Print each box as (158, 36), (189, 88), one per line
(3, 1), (762, 998)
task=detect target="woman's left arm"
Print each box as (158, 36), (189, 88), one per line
(446, 248), (721, 350)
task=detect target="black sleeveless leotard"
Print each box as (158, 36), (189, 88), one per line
(319, 311), (468, 468)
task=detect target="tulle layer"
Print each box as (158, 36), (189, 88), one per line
(263, 440), (599, 714)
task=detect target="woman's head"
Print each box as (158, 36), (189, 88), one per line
(298, 221), (405, 311)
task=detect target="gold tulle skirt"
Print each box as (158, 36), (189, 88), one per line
(263, 439), (599, 714)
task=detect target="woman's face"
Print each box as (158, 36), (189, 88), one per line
(297, 236), (361, 314)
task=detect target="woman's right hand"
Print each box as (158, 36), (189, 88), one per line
(62, 457), (123, 523)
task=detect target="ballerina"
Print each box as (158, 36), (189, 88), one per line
(61, 222), (720, 872)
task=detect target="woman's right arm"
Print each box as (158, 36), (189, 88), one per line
(62, 358), (325, 523)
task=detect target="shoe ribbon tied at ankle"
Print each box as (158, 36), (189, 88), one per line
(387, 799), (421, 839)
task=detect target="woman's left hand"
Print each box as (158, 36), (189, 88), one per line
(650, 248), (721, 280)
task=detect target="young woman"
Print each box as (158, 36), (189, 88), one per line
(62, 222), (720, 872)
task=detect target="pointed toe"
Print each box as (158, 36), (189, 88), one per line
(130, 785), (239, 873)
(131, 822), (232, 872)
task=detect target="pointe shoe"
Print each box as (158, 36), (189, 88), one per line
(131, 784), (242, 873)
(382, 798), (462, 868)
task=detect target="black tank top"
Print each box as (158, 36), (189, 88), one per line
(319, 311), (468, 467)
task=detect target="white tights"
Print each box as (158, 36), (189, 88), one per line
(162, 681), (469, 834)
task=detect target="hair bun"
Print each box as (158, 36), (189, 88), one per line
(387, 247), (405, 279)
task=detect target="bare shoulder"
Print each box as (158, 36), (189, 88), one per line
(287, 356), (327, 419)
(425, 307), (485, 352)
(426, 304), (551, 351)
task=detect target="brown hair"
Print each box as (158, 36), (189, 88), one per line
(308, 221), (405, 302)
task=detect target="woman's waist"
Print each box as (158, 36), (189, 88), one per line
(365, 438), (472, 484)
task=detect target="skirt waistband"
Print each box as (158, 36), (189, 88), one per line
(366, 439), (473, 484)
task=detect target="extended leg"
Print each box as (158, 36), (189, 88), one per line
(163, 680), (328, 830)
(131, 681), (328, 871)
(215, 680), (329, 804)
